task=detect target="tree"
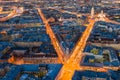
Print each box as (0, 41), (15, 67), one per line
(90, 48), (99, 55)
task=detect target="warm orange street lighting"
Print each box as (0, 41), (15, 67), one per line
(0, 9), (17, 22)
(37, 8), (66, 63)
(37, 8), (120, 80)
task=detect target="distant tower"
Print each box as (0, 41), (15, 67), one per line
(91, 7), (94, 19)
(59, 17), (62, 22)
(66, 48), (69, 55)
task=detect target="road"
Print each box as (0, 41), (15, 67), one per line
(56, 15), (120, 80)
(0, 9), (17, 22)
(0, 0), (19, 3)
(37, 8), (120, 80)
(49, 7), (89, 17)
(105, 17), (120, 24)
(55, 9), (120, 80)
(56, 18), (96, 80)
(50, 7), (120, 25)
(2, 7), (119, 79)
(0, 23), (43, 28)
(0, 7), (24, 22)
(37, 8), (65, 63)
(0, 11), (11, 14)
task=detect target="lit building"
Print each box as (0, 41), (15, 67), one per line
(96, 10), (106, 21)
(91, 7), (95, 19)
